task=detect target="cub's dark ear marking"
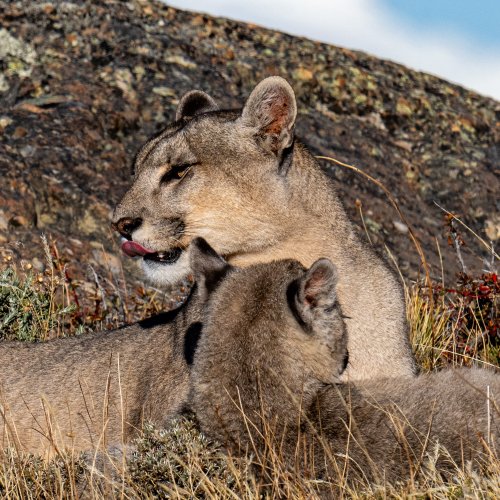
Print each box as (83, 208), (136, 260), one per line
(184, 322), (203, 365)
(278, 139), (294, 176)
(286, 279), (307, 329)
(241, 76), (297, 157)
(175, 90), (219, 121)
(137, 308), (181, 328)
(294, 258), (339, 326)
(190, 237), (231, 293)
(341, 350), (349, 373)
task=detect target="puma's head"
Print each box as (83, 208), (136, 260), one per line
(112, 77), (298, 286)
(188, 238), (348, 439)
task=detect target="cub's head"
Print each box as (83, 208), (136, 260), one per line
(112, 77), (298, 286)
(188, 238), (348, 444)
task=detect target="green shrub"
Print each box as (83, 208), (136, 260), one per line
(0, 267), (75, 342)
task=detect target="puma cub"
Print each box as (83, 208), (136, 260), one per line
(190, 242), (500, 484)
(113, 76), (416, 381)
(0, 289), (202, 456)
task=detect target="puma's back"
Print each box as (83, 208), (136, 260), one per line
(312, 368), (499, 483)
(0, 293), (200, 456)
(113, 76), (416, 381)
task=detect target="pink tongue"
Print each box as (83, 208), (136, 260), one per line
(121, 241), (155, 258)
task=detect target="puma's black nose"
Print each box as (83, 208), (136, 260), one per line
(112, 217), (142, 240)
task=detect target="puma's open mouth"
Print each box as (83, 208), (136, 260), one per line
(144, 248), (182, 264)
(121, 240), (182, 264)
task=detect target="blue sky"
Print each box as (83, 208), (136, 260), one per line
(383, 0), (500, 48)
(164, 0), (500, 100)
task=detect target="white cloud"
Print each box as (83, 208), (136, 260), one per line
(165, 0), (500, 101)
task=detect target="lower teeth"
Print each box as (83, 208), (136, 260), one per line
(145, 248), (181, 263)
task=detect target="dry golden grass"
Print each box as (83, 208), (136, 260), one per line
(0, 244), (498, 498)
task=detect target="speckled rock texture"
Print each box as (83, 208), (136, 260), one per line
(0, 0), (498, 295)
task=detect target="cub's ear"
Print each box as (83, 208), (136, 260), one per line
(190, 237), (231, 294)
(240, 76), (297, 156)
(175, 90), (219, 121)
(294, 259), (339, 326)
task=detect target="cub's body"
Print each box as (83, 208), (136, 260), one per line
(0, 297), (199, 456)
(189, 250), (499, 484)
(309, 368), (498, 482)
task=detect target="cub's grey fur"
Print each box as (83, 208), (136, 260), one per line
(113, 76), (416, 381)
(0, 291), (202, 456)
(190, 245), (499, 484)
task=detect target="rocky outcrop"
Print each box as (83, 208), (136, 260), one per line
(0, 0), (498, 301)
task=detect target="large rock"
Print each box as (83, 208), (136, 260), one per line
(0, 0), (498, 293)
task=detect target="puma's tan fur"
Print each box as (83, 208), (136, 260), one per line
(0, 293), (201, 456)
(189, 246), (499, 484)
(113, 77), (416, 381)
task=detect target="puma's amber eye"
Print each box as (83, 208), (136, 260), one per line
(160, 163), (196, 184)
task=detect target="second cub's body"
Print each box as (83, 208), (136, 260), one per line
(308, 368), (498, 483)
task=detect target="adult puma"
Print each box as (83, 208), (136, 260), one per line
(113, 76), (416, 381)
(189, 243), (500, 485)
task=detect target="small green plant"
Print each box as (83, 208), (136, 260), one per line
(0, 449), (86, 498)
(0, 266), (76, 342)
(128, 417), (238, 498)
(0, 236), (179, 341)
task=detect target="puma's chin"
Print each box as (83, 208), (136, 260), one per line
(140, 248), (192, 287)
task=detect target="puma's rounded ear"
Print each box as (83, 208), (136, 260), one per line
(299, 259), (338, 307)
(175, 90), (219, 121)
(294, 259), (339, 326)
(189, 237), (230, 293)
(240, 76), (297, 154)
